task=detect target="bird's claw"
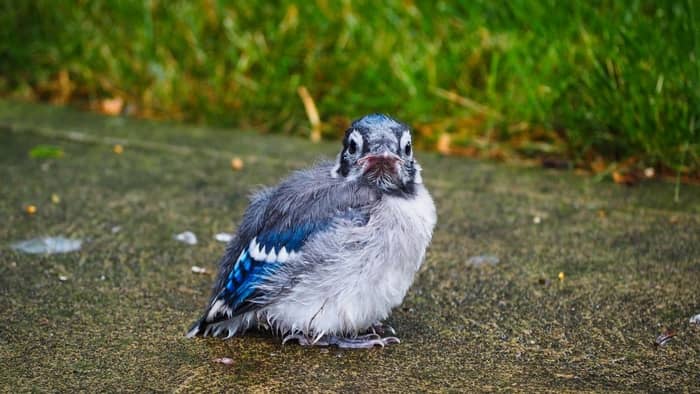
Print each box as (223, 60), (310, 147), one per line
(282, 332), (400, 349)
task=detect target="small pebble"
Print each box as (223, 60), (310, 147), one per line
(215, 233), (234, 243)
(466, 255), (500, 266)
(655, 329), (676, 346)
(111, 226), (122, 234)
(644, 167), (655, 178)
(533, 216), (541, 224)
(213, 357), (234, 365)
(51, 193), (60, 204)
(231, 157), (244, 171)
(690, 313), (700, 325)
(175, 231), (198, 245)
(191, 266), (208, 274)
(58, 275), (68, 281)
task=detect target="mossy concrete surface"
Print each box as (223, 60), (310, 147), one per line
(1, 101), (698, 392)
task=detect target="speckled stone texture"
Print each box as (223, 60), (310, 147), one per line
(1, 101), (698, 392)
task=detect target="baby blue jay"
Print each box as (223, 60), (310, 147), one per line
(187, 114), (436, 348)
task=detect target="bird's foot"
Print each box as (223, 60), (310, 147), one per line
(329, 334), (400, 349)
(282, 332), (400, 349)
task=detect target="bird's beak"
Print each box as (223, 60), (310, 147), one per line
(358, 151), (403, 173)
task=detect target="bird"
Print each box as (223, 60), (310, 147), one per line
(187, 114), (437, 348)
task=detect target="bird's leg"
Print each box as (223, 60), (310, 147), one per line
(368, 322), (397, 336)
(282, 332), (399, 349)
(282, 332), (330, 346)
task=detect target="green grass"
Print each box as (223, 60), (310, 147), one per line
(0, 0), (698, 174)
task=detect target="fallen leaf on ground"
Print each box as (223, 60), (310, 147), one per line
(101, 97), (124, 115)
(29, 145), (64, 159)
(590, 157), (607, 174)
(612, 171), (636, 185)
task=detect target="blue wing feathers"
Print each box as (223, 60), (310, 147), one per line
(214, 220), (330, 316)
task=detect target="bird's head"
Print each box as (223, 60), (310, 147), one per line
(331, 114), (422, 195)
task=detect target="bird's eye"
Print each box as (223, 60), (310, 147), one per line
(348, 140), (357, 155)
(404, 142), (412, 156)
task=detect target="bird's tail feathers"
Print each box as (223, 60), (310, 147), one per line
(186, 305), (255, 339)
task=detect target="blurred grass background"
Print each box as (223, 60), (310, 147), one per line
(1, 0), (698, 176)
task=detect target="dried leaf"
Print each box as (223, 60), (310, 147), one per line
(101, 97), (124, 115)
(590, 157), (607, 174)
(297, 86), (321, 142)
(612, 171), (636, 185)
(437, 133), (451, 155)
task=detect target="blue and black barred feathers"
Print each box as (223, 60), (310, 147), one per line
(213, 221), (329, 318)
